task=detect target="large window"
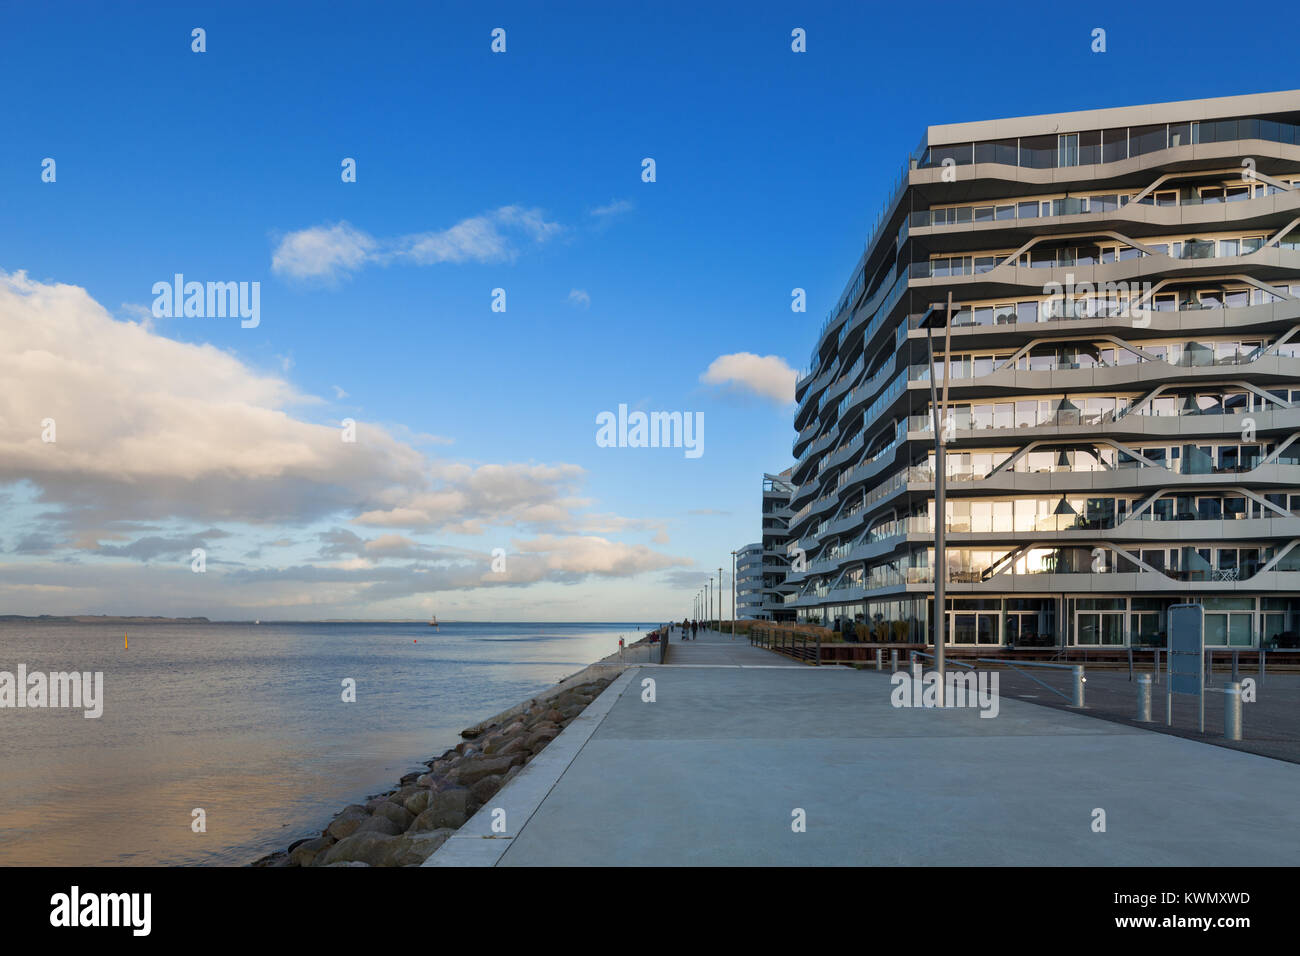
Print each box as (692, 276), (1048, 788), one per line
(1058, 133), (1079, 167)
(1101, 127), (1128, 163)
(922, 112), (1300, 170)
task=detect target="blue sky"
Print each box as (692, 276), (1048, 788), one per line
(1, 1), (1296, 620)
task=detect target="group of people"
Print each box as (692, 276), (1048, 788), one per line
(679, 618), (701, 640)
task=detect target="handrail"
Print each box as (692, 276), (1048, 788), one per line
(912, 650), (976, 670)
(974, 658), (1074, 670)
(975, 657), (1084, 705)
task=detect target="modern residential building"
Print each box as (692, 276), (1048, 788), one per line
(782, 90), (1300, 649)
(735, 542), (764, 619)
(762, 469), (796, 621)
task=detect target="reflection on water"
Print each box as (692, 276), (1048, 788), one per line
(0, 620), (644, 865)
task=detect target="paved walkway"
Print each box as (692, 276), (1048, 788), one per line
(666, 626), (789, 665)
(428, 640), (1300, 866)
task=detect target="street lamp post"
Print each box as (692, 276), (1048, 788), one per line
(925, 293), (955, 704)
(731, 551), (737, 640)
(718, 567), (723, 632)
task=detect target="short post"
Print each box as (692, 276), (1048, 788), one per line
(875, 647), (883, 671)
(1224, 681), (1242, 741)
(1071, 666), (1085, 708)
(1231, 650), (1239, 683)
(891, 648), (899, 673)
(1136, 673), (1152, 722)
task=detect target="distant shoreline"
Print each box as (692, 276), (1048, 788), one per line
(0, 614), (212, 624)
(0, 616), (655, 626)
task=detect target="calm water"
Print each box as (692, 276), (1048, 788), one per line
(0, 620), (650, 866)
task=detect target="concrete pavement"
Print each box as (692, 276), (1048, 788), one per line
(667, 625), (791, 665)
(427, 628), (1300, 866)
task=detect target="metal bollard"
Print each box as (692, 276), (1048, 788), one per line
(1137, 674), (1152, 722)
(1071, 666), (1085, 708)
(875, 647), (883, 671)
(1224, 681), (1242, 741)
(891, 648), (899, 673)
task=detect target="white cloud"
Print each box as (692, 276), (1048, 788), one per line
(0, 271), (426, 533)
(271, 221), (377, 281)
(568, 288), (591, 308)
(590, 199), (634, 218)
(271, 206), (563, 282)
(509, 534), (685, 577)
(332, 385), (348, 399)
(0, 271), (687, 615)
(354, 461), (589, 533)
(699, 352), (798, 404)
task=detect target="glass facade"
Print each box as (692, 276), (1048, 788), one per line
(783, 96), (1300, 646)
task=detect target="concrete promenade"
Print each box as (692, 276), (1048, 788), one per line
(427, 627), (1300, 866)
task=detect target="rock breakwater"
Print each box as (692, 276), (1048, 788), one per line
(253, 674), (617, 867)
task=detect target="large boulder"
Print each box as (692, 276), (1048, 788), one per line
(470, 774), (505, 805)
(371, 806), (410, 832)
(289, 836), (334, 867)
(387, 785), (421, 808)
(355, 814), (403, 836)
(315, 832), (397, 867)
(525, 727), (561, 752)
(381, 828), (458, 866)
(372, 802), (413, 830)
(496, 736), (528, 757)
(325, 805), (371, 840)
(403, 790), (432, 817)
(455, 754), (525, 786)
(411, 787), (473, 830)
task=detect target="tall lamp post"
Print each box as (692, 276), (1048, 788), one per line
(731, 551), (737, 640)
(718, 567), (723, 632)
(925, 293), (954, 704)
